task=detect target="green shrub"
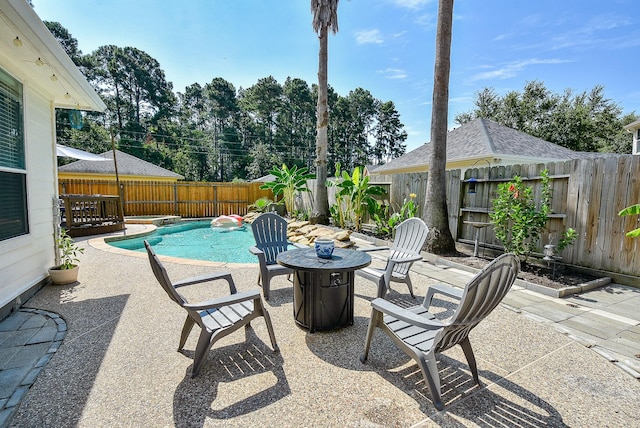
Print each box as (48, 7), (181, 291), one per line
(490, 170), (555, 260)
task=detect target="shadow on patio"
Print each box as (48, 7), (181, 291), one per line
(6, 229), (640, 427)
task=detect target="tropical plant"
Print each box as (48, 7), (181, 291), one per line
(423, 0), (456, 254)
(310, 0), (340, 225)
(259, 164), (315, 215)
(373, 193), (418, 239)
(55, 228), (84, 270)
(329, 165), (386, 231)
(248, 196), (274, 213)
(373, 202), (392, 238)
(619, 203), (640, 237)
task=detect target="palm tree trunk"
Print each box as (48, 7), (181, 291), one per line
(312, 25), (330, 224)
(424, 0), (456, 254)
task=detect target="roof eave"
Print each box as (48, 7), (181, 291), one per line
(0, 0), (106, 112)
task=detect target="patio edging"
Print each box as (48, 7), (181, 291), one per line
(351, 231), (611, 298)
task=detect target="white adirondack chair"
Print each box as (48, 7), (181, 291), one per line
(360, 253), (520, 410)
(356, 217), (428, 298)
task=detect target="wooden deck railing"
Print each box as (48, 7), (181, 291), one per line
(60, 194), (125, 237)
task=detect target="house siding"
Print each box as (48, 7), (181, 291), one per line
(0, 84), (56, 310)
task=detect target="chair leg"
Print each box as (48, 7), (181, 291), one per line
(263, 276), (270, 301)
(360, 308), (381, 363)
(405, 276), (415, 298)
(191, 329), (213, 378)
(259, 301), (279, 352)
(416, 352), (444, 411)
(460, 337), (480, 385)
(377, 278), (387, 299)
(179, 317), (195, 351)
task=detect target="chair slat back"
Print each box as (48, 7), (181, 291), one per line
(144, 241), (186, 307)
(435, 253), (519, 352)
(251, 213), (289, 265)
(388, 217), (428, 276)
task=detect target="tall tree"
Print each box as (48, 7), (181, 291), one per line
(346, 88), (378, 168)
(44, 21), (84, 66)
(311, 0), (339, 225)
(374, 101), (407, 163)
(278, 77), (316, 166)
(238, 76), (283, 150)
(455, 81), (631, 153)
(424, 0), (456, 254)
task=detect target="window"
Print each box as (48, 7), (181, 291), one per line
(0, 67), (28, 241)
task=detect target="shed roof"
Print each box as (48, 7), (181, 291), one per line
(59, 150), (184, 179)
(374, 118), (610, 174)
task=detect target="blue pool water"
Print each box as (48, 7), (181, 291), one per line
(108, 220), (258, 263)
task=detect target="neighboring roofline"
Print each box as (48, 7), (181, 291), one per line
(623, 118), (640, 131)
(58, 172), (182, 181)
(1, 0), (106, 111)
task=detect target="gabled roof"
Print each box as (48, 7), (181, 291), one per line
(252, 174), (276, 182)
(59, 150), (184, 179)
(374, 118), (605, 174)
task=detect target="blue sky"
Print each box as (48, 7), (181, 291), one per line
(34, 0), (640, 152)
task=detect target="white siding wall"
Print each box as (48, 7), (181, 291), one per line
(0, 83), (56, 309)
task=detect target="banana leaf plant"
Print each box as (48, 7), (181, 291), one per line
(619, 203), (640, 238)
(259, 164), (315, 216)
(329, 165), (386, 231)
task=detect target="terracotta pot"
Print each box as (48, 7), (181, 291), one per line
(48, 265), (79, 285)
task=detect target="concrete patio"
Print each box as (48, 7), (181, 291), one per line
(2, 225), (640, 427)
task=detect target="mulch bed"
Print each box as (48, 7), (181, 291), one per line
(440, 245), (599, 290)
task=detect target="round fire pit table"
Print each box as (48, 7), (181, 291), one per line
(277, 247), (371, 333)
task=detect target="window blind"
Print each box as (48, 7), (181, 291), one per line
(0, 68), (28, 241)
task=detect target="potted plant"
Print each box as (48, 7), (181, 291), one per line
(48, 228), (84, 285)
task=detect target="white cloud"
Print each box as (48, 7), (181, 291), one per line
(355, 29), (384, 45)
(469, 58), (571, 82)
(392, 0), (432, 9)
(380, 68), (408, 79)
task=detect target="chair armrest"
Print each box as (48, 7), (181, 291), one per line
(173, 271), (233, 288)
(291, 242), (308, 249)
(358, 246), (390, 253)
(184, 290), (261, 311)
(424, 283), (464, 310)
(249, 246), (263, 255)
(388, 251), (422, 264)
(371, 298), (443, 330)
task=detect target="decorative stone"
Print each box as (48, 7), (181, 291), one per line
(333, 230), (352, 241)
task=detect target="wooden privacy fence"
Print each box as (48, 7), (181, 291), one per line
(369, 156), (639, 278)
(59, 180), (273, 218)
(59, 155), (639, 277)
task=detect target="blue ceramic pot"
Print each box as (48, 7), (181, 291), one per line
(314, 238), (335, 259)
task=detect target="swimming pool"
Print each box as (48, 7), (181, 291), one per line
(108, 220), (258, 263)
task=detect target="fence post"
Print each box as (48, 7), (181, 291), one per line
(173, 183), (178, 216)
(213, 185), (218, 217)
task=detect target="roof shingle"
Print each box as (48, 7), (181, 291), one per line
(58, 150), (184, 179)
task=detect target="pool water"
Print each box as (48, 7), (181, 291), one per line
(109, 220), (258, 263)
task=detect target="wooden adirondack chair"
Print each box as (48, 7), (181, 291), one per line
(360, 253), (520, 410)
(145, 241), (279, 377)
(356, 217), (429, 298)
(249, 212), (295, 300)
